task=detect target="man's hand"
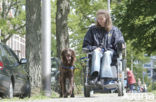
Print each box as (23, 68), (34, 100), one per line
(94, 47), (101, 51)
(122, 43), (126, 49)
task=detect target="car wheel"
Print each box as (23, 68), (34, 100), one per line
(83, 63), (91, 97)
(7, 81), (13, 98)
(21, 80), (31, 98)
(84, 85), (91, 97)
(84, 72), (91, 97)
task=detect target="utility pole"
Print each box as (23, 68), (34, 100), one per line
(41, 0), (51, 96)
(0, 29), (1, 42)
(107, 0), (111, 13)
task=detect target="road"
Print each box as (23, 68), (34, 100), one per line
(17, 93), (155, 102)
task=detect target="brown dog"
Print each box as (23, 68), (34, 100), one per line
(59, 48), (76, 97)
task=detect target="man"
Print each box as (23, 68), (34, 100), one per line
(126, 68), (136, 93)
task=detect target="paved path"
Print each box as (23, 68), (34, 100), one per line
(4, 93), (156, 102)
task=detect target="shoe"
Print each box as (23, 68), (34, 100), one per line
(89, 77), (98, 85)
(97, 79), (104, 86)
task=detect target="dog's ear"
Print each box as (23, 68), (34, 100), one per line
(61, 50), (64, 60)
(71, 49), (76, 65)
(61, 49), (66, 62)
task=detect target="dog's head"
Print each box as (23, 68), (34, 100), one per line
(61, 49), (76, 66)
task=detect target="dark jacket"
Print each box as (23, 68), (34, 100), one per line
(82, 25), (124, 52)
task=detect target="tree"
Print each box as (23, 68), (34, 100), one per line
(112, 0), (156, 54)
(56, 0), (70, 58)
(0, 0), (25, 43)
(26, 0), (42, 89)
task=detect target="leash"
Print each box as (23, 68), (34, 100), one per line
(62, 65), (75, 69)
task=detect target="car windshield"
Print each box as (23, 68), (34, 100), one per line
(51, 57), (60, 72)
(0, 45), (2, 61)
(3, 45), (19, 65)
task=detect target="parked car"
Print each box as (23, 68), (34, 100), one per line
(51, 57), (60, 92)
(0, 43), (31, 98)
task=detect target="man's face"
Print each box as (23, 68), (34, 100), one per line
(97, 14), (106, 27)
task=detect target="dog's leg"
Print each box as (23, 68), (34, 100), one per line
(64, 78), (68, 98)
(71, 78), (75, 97)
(59, 81), (62, 97)
(71, 75), (75, 97)
(59, 73), (63, 97)
(68, 72), (74, 97)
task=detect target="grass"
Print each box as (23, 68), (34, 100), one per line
(0, 85), (84, 102)
(0, 90), (60, 102)
(152, 90), (156, 95)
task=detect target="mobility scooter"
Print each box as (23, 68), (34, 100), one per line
(80, 42), (126, 97)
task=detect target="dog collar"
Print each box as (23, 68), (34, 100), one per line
(62, 65), (75, 69)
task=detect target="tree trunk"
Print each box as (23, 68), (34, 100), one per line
(26, 0), (41, 89)
(56, 0), (70, 58)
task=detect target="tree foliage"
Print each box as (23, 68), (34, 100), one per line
(51, 0), (57, 56)
(0, 0), (25, 43)
(112, 0), (156, 54)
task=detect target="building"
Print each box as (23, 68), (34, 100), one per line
(143, 56), (156, 79)
(6, 35), (26, 59)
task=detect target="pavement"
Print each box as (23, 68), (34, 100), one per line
(1, 93), (156, 102)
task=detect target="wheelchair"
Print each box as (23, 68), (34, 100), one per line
(80, 42), (127, 97)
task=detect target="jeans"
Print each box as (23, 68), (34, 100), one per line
(91, 50), (114, 78)
(129, 84), (134, 93)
